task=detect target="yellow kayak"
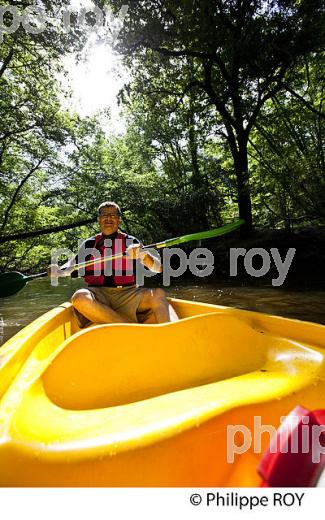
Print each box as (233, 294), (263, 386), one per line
(0, 298), (325, 487)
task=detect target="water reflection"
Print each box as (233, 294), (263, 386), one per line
(0, 277), (325, 346)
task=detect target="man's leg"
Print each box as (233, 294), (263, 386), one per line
(137, 288), (179, 324)
(71, 289), (130, 324)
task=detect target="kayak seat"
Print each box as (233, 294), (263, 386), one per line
(41, 312), (322, 410)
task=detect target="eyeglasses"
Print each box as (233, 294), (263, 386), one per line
(99, 213), (120, 219)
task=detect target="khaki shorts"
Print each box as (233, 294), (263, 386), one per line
(72, 285), (152, 328)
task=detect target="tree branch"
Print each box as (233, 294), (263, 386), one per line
(0, 123), (38, 141)
(0, 47), (14, 78)
(245, 66), (288, 136)
(0, 217), (98, 244)
(1, 158), (45, 233)
(281, 81), (325, 119)
(152, 46), (232, 83)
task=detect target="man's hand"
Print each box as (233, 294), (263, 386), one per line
(47, 264), (71, 277)
(126, 244), (147, 260)
(126, 245), (162, 273)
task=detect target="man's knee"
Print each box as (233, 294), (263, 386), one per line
(71, 289), (92, 309)
(150, 288), (167, 307)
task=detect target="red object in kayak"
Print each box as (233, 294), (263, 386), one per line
(258, 405), (325, 487)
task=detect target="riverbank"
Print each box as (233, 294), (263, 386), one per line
(203, 227), (325, 289)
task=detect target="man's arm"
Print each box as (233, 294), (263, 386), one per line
(47, 237), (95, 278)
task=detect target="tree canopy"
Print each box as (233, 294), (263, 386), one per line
(106, 0), (325, 232)
(0, 0), (324, 273)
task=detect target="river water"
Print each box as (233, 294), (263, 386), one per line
(1, 277), (325, 346)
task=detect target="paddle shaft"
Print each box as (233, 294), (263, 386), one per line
(72, 242), (164, 272)
(25, 272), (48, 280)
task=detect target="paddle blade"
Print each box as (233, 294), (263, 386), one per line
(0, 271), (28, 298)
(162, 219), (245, 247)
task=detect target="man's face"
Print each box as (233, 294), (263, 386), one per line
(98, 207), (121, 235)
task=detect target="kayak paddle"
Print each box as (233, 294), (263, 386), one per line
(0, 271), (48, 298)
(0, 219), (244, 297)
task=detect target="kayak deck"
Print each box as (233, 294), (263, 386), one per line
(0, 299), (325, 486)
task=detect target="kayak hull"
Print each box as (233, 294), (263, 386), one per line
(0, 299), (325, 487)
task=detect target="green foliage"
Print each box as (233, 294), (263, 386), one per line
(0, 1), (324, 273)
(0, 0), (95, 270)
(249, 54), (325, 229)
(105, 0), (325, 230)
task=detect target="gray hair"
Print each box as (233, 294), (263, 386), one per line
(97, 201), (121, 216)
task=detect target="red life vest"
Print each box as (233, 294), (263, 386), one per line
(84, 232), (136, 287)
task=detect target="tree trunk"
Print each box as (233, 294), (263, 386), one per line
(233, 139), (253, 235)
(188, 97), (209, 230)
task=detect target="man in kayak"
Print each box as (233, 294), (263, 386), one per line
(49, 201), (178, 326)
